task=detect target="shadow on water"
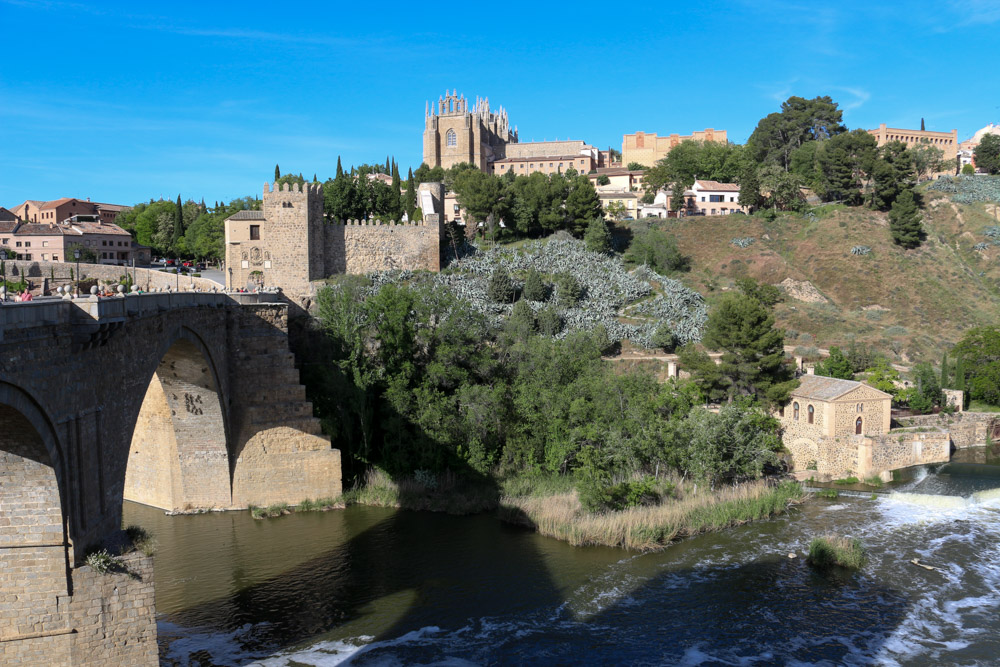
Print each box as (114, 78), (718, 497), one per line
(152, 498), (914, 666)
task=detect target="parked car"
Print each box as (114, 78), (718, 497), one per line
(165, 259), (176, 266)
(182, 261), (193, 268)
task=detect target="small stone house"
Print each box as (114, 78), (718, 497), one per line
(778, 375), (892, 471)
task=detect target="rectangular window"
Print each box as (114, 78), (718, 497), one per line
(730, 196), (736, 202)
(24, 254), (31, 260)
(53, 255), (59, 261)
(42, 254), (48, 260)
(16, 242), (22, 247)
(700, 196), (706, 202)
(42, 241), (49, 247)
(709, 195), (724, 203)
(711, 209), (716, 215)
(24, 242), (30, 247)
(250, 225), (260, 240)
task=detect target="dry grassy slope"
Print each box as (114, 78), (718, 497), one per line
(660, 191), (1000, 363)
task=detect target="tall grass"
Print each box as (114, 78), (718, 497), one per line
(807, 534), (866, 570)
(344, 468), (499, 514)
(498, 479), (803, 551)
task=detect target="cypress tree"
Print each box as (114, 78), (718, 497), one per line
(385, 156), (390, 173)
(173, 194), (183, 249)
(954, 356), (966, 393)
(941, 351), (950, 388)
(404, 167), (417, 219)
(921, 118), (925, 131)
(336, 156), (344, 179)
(889, 189), (923, 249)
(274, 164), (281, 181)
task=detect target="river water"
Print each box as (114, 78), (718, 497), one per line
(126, 449), (1000, 666)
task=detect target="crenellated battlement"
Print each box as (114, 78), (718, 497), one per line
(263, 181), (323, 195)
(332, 218), (435, 227)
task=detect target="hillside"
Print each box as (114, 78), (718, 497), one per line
(656, 190), (1000, 364)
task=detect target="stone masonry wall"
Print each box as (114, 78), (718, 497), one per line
(895, 412), (998, 449)
(123, 375), (180, 510)
(228, 304), (342, 506)
(5, 260), (220, 293)
(324, 219), (441, 276)
(68, 550), (157, 666)
(867, 432), (951, 473)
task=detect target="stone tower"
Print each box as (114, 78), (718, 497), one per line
(224, 182), (324, 296)
(422, 89), (518, 172)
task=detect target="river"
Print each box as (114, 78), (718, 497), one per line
(126, 449), (1000, 666)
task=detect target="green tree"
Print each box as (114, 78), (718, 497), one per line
(910, 142), (945, 181)
(453, 169), (508, 238)
(651, 324), (679, 352)
(274, 164), (281, 181)
(747, 95), (846, 171)
(737, 163), (763, 211)
(522, 268), (548, 301)
(627, 162), (648, 171)
(597, 174), (610, 186)
(506, 300), (537, 340)
(953, 326), (1000, 405)
(889, 189), (923, 248)
(863, 358), (901, 398)
(565, 176), (603, 235)
(623, 226), (690, 273)
(605, 201), (627, 221)
(487, 270), (516, 303)
(644, 141), (744, 195)
(815, 347), (854, 379)
(735, 277), (782, 308)
(940, 350), (951, 388)
(909, 363), (943, 414)
(173, 194), (184, 252)
(584, 218), (612, 253)
(758, 164), (805, 211)
(555, 273), (582, 307)
(974, 134), (1000, 175)
(697, 292), (798, 406)
(403, 167), (417, 220)
(815, 130), (878, 205)
(869, 141), (914, 211)
(962, 163), (976, 175)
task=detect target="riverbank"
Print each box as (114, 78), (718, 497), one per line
(332, 469), (804, 551)
(498, 480), (804, 551)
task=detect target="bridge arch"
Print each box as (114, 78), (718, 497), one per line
(124, 325), (234, 511)
(0, 382), (73, 646)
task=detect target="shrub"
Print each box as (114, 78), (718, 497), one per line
(85, 549), (120, 574)
(537, 306), (563, 336)
(554, 272), (582, 307)
(507, 300), (537, 337)
(487, 270), (516, 303)
(651, 323), (679, 352)
(584, 218), (612, 254)
(833, 476), (860, 485)
(124, 525), (155, 556)
(522, 268), (548, 301)
(807, 534), (866, 570)
(962, 163), (975, 175)
(816, 488), (839, 499)
(413, 469), (438, 490)
(731, 237), (755, 248)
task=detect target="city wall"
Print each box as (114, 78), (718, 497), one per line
(324, 219), (441, 275)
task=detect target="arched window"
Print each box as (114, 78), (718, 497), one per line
(807, 405), (815, 424)
(856, 417), (863, 435)
(793, 402), (800, 420)
(446, 129), (457, 147)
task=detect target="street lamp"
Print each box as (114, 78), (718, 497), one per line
(0, 248), (6, 302)
(74, 248), (80, 297)
(228, 267), (232, 291)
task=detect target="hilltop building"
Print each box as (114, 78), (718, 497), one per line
(224, 181), (444, 299)
(867, 123), (958, 166)
(9, 197), (127, 225)
(423, 90), (517, 171)
(622, 129), (727, 168)
(492, 140), (601, 176)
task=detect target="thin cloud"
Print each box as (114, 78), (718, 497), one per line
(837, 87), (871, 111)
(164, 26), (366, 48)
(950, 0), (1000, 25)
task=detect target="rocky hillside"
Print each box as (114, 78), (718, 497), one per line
(658, 185), (1000, 364)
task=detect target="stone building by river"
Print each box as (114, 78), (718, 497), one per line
(778, 375), (893, 474)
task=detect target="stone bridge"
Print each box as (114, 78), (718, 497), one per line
(0, 293), (341, 665)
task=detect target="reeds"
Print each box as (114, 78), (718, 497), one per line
(499, 479), (803, 551)
(807, 534), (866, 570)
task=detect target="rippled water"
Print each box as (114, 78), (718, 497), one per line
(127, 453), (1000, 666)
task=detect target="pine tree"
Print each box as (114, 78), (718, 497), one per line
(889, 189), (923, 249)
(274, 164), (281, 181)
(336, 156), (344, 179)
(522, 268), (547, 301)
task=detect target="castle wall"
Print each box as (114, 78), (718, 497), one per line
(324, 219), (441, 275)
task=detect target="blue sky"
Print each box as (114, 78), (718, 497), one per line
(2, 0), (999, 207)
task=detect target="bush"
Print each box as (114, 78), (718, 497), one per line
(651, 323), (679, 352)
(507, 299), (537, 336)
(584, 218), (612, 254)
(624, 226), (690, 274)
(537, 306), (563, 336)
(807, 534), (866, 570)
(962, 163), (975, 175)
(522, 268), (548, 301)
(487, 270), (516, 303)
(554, 272), (582, 307)
(85, 549), (120, 574)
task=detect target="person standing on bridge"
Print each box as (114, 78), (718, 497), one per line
(18, 289), (32, 302)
